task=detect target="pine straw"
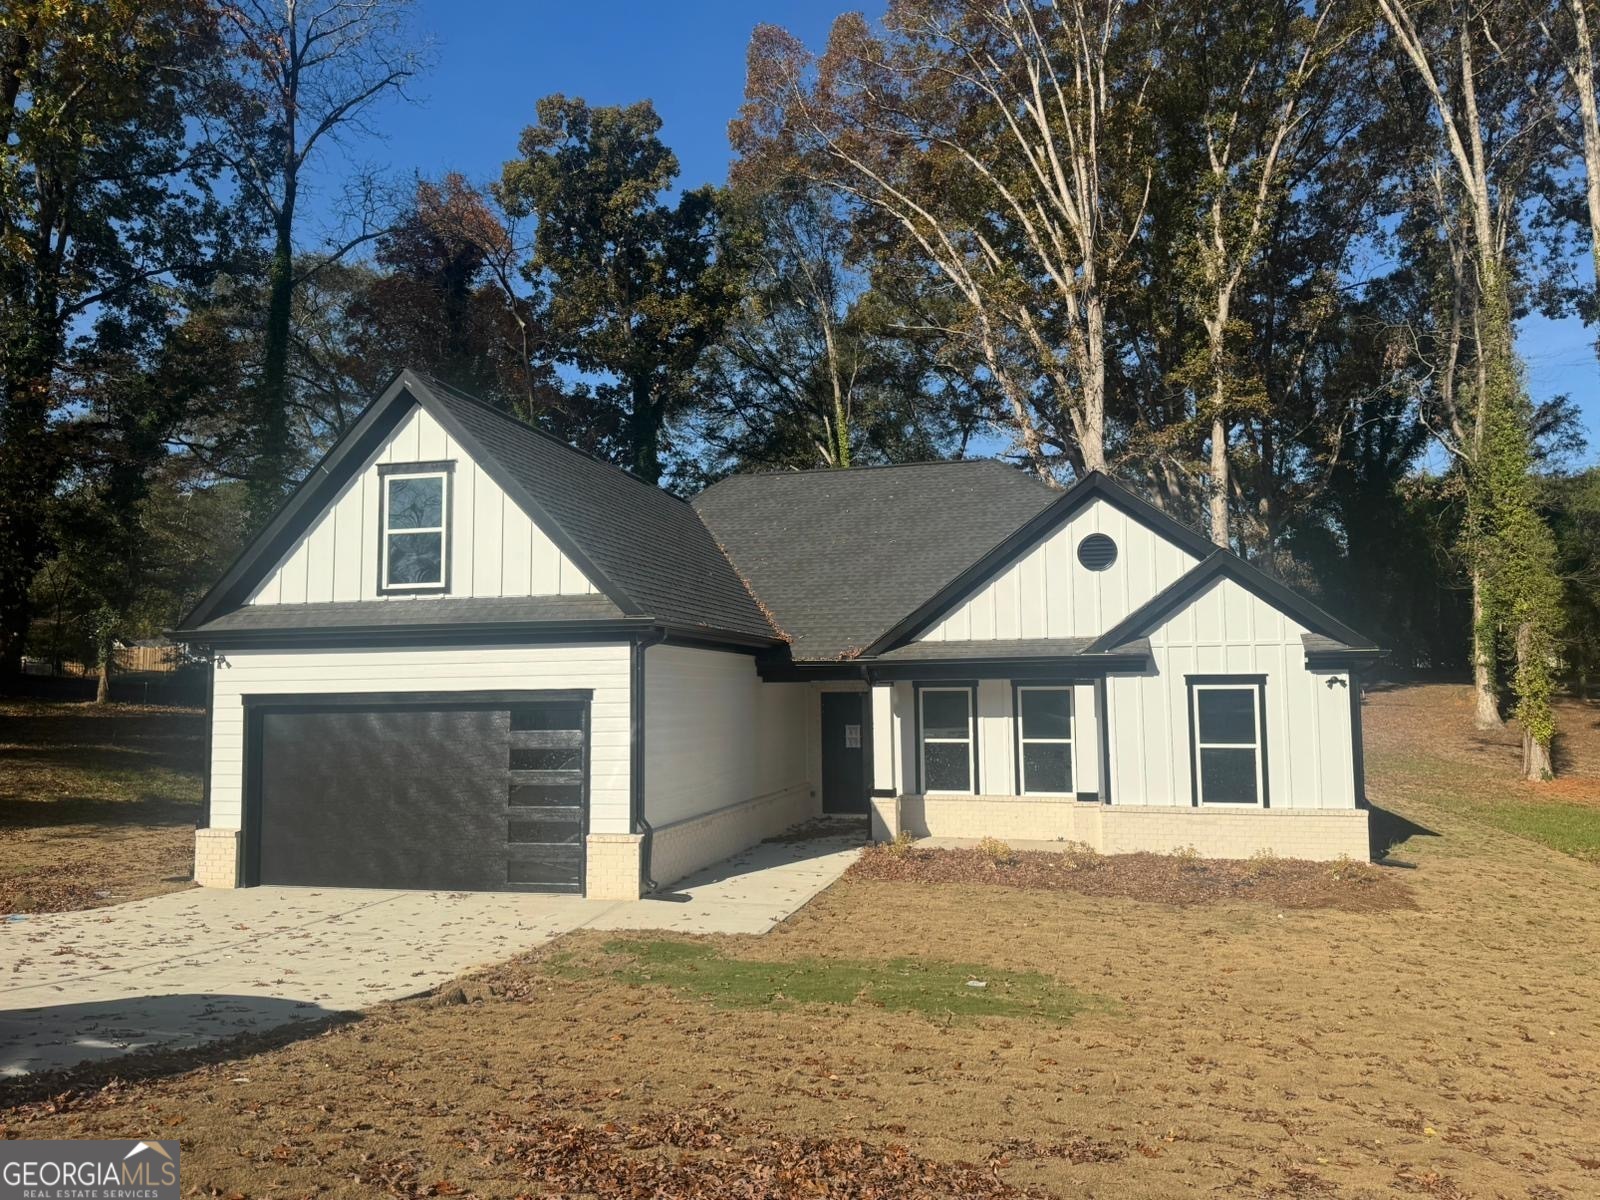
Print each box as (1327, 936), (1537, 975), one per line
(847, 844), (1415, 912)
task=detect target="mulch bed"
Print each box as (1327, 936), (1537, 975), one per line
(848, 844), (1415, 912)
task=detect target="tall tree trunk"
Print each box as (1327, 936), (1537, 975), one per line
(252, 208), (295, 519)
(1080, 293), (1108, 474)
(1208, 413), (1231, 550)
(629, 376), (661, 484)
(95, 651), (111, 705)
(1471, 567), (1501, 728)
(1516, 620), (1553, 779)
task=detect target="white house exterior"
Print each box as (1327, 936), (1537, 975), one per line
(179, 371), (1378, 901)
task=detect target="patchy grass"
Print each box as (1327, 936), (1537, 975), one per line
(3, 684), (1600, 1199)
(850, 841), (1414, 911)
(0, 699), (201, 912)
(1365, 684), (1600, 862)
(556, 937), (1102, 1023)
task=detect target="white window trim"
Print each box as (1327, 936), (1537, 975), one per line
(918, 686), (976, 796)
(381, 470), (449, 591)
(1191, 683), (1266, 807)
(1017, 685), (1073, 796)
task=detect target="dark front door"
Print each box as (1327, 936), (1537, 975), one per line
(246, 693), (589, 893)
(820, 691), (867, 814)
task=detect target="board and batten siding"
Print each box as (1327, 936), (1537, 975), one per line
(1106, 575), (1356, 809)
(207, 643), (633, 834)
(248, 404), (596, 605)
(916, 496), (1202, 642)
(642, 644), (811, 828)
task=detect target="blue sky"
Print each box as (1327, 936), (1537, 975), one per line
(314, 1), (1600, 468)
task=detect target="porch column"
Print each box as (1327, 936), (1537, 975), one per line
(869, 682), (900, 841)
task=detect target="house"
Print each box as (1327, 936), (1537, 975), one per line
(174, 371), (1382, 900)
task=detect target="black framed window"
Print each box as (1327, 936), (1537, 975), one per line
(1187, 676), (1268, 806)
(1016, 686), (1073, 794)
(380, 465), (450, 591)
(918, 686), (976, 793)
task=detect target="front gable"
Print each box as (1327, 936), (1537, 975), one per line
(864, 473), (1216, 654)
(248, 402), (597, 606)
(914, 492), (1206, 644)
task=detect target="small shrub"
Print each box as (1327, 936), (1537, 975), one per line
(1061, 840), (1102, 870)
(1169, 844), (1203, 871)
(886, 829), (917, 857)
(1327, 854), (1372, 884)
(976, 835), (1014, 864)
(1245, 848), (1281, 879)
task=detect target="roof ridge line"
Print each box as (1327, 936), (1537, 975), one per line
(417, 372), (699, 508)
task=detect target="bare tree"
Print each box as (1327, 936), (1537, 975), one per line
(210, 0), (428, 515)
(735, 0), (1159, 483)
(1378, 0), (1565, 768)
(1532, 0), (1600, 347)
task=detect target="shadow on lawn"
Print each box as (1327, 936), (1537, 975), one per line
(0, 994), (358, 1107)
(0, 792), (197, 830)
(1368, 802), (1439, 862)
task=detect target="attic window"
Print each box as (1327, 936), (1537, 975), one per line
(379, 463), (451, 592)
(1077, 533), (1117, 571)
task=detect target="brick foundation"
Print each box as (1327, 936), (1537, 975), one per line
(894, 796), (1370, 862)
(585, 833), (644, 899)
(647, 785), (816, 889)
(193, 828), (240, 887)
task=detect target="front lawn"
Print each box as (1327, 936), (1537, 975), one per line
(1365, 683), (1600, 862)
(0, 700), (202, 913)
(2, 684), (1598, 1198)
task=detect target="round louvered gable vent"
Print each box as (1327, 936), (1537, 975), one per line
(1077, 533), (1118, 571)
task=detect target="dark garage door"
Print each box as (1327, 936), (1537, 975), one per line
(246, 692), (589, 893)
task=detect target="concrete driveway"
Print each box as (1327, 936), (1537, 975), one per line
(0, 824), (861, 1076)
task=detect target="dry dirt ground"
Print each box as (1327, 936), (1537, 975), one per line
(2, 685), (1598, 1199)
(0, 701), (202, 913)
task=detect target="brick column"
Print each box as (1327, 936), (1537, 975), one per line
(193, 828), (240, 888)
(585, 833), (644, 899)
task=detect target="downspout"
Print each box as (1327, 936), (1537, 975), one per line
(631, 629), (665, 893)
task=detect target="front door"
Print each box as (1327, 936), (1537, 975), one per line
(820, 691), (867, 814)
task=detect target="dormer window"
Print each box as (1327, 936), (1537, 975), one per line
(379, 462), (451, 593)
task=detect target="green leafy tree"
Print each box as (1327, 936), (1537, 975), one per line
(0, 0), (232, 678)
(692, 183), (974, 475)
(497, 96), (744, 484)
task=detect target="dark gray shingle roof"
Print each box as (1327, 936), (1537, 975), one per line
(693, 461), (1056, 661)
(191, 595), (623, 634)
(423, 379), (778, 642)
(874, 637), (1096, 662)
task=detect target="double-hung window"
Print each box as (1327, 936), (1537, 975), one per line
(919, 686), (976, 793)
(1016, 686), (1072, 794)
(1188, 676), (1267, 805)
(380, 465), (450, 592)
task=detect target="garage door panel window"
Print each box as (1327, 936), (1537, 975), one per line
(1188, 678), (1267, 806)
(509, 745), (583, 773)
(1017, 686), (1072, 795)
(919, 686), (975, 794)
(508, 812), (582, 845)
(381, 469), (449, 591)
(508, 782), (582, 808)
(511, 702), (586, 731)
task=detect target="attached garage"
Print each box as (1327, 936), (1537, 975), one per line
(243, 691), (590, 894)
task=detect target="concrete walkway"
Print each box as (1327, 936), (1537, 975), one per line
(0, 824), (862, 1077)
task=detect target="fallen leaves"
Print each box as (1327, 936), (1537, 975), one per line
(848, 845), (1416, 912)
